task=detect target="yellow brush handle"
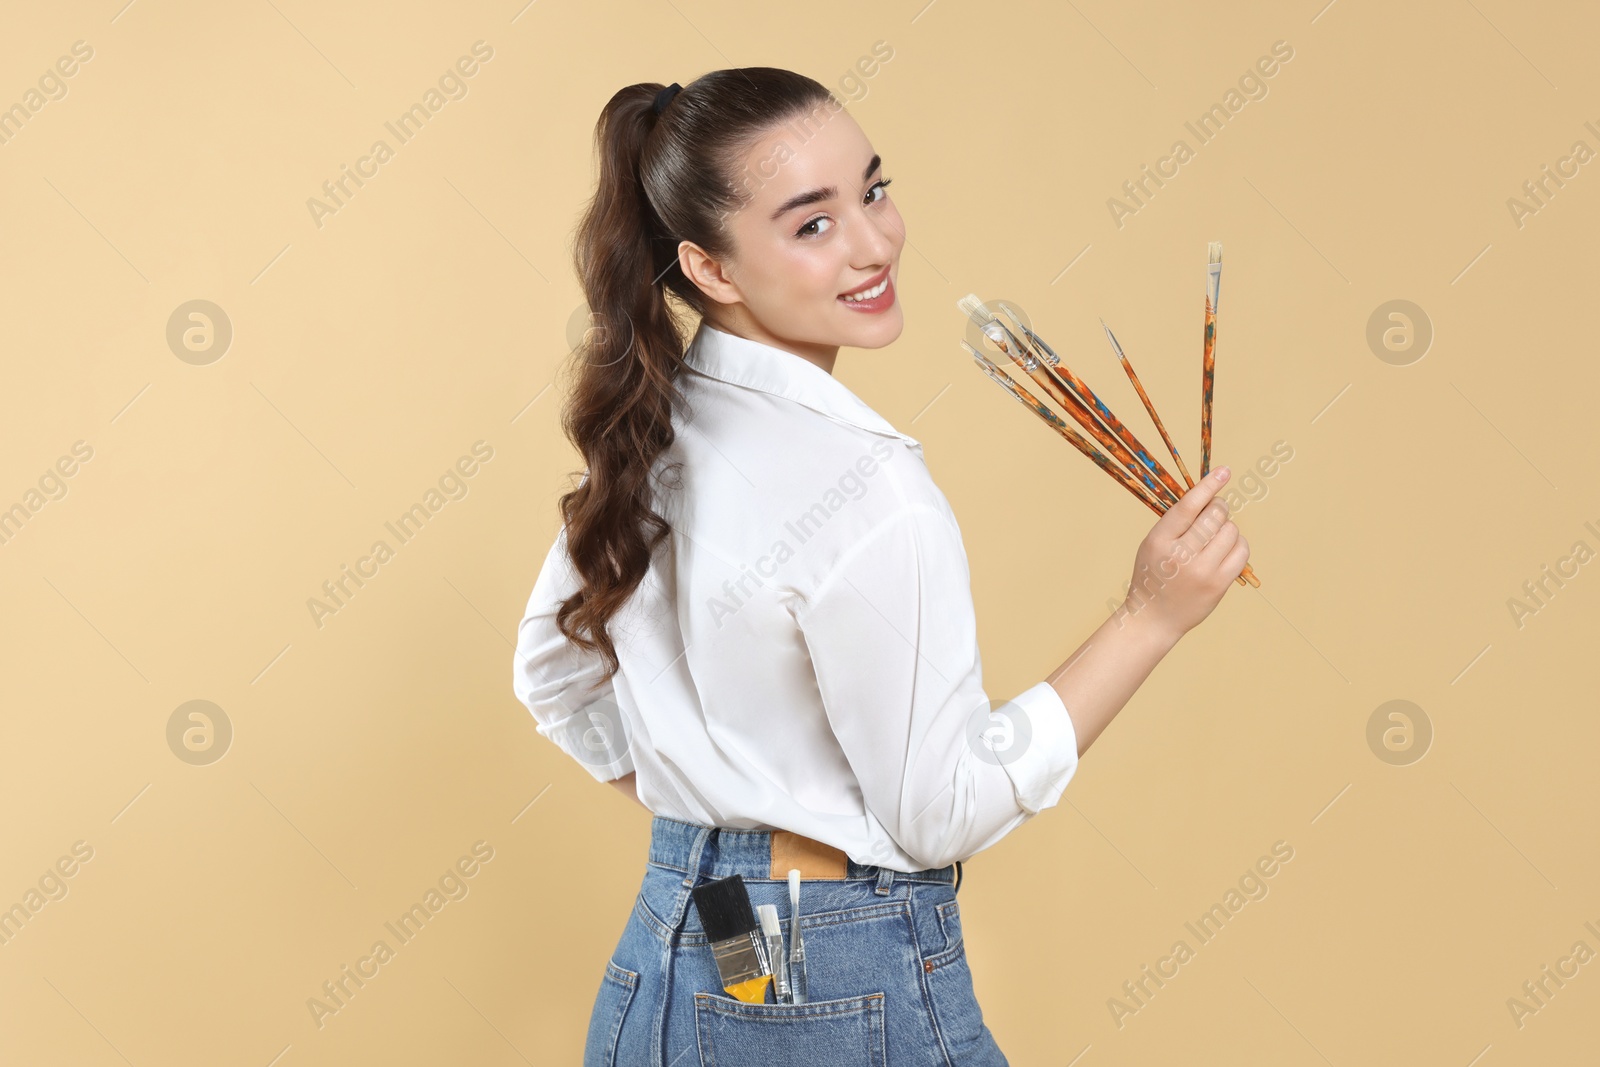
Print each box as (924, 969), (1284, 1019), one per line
(725, 973), (774, 1004)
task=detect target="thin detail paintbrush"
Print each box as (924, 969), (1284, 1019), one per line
(1100, 318), (1195, 490)
(1099, 317), (1258, 588)
(992, 302), (1165, 493)
(986, 300), (1186, 506)
(966, 340), (1248, 587)
(960, 295), (1177, 505)
(963, 341), (1168, 513)
(1201, 241), (1222, 478)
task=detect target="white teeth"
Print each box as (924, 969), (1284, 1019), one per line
(841, 278), (888, 302)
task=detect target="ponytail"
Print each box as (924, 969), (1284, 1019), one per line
(557, 68), (835, 680)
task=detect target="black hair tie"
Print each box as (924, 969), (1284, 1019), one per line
(652, 82), (682, 115)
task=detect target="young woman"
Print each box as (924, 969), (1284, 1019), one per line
(515, 66), (1249, 1067)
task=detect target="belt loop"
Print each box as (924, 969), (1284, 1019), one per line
(873, 863), (894, 896)
(954, 859), (963, 894)
(654, 822), (715, 1067)
(681, 823), (714, 890)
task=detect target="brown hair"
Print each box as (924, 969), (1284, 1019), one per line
(558, 68), (837, 682)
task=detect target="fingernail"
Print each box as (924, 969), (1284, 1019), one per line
(1216, 467), (1230, 480)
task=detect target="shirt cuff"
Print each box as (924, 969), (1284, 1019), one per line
(999, 680), (1081, 814)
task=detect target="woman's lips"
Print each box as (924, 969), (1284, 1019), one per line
(837, 273), (895, 314)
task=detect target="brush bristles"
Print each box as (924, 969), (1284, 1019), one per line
(1100, 319), (1125, 358)
(957, 293), (992, 326)
(1208, 241), (1222, 264)
(691, 875), (757, 943)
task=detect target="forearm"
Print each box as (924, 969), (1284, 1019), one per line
(1044, 601), (1182, 758)
(607, 770), (649, 811)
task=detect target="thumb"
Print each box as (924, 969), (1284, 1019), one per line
(1156, 466), (1231, 535)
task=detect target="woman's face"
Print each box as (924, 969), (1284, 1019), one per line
(682, 106), (906, 363)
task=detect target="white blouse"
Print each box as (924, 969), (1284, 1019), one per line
(513, 321), (1080, 872)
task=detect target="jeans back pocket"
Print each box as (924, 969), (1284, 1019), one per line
(583, 958), (639, 1067)
(693, 990), (887, 1066)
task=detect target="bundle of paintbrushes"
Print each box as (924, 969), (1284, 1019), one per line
(957, 242), (1259, 588)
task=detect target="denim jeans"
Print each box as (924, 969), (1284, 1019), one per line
(583, 815), (1009, 1066)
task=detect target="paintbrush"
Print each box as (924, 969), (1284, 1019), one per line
(972, 294), (1190, 508)
(690, 874), (773, 1004)
(1099, 316), (1257, 588)
(963, 340), (1249, 587)
(1100, 318), (1195, 490)
(981, 298), (1187, 507)
(1201, 241), (1221, 478)
(959, 295), (1175, 504)
(962, 341), (1168, 513)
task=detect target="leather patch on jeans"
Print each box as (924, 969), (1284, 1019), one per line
(769, 830), (848, 879)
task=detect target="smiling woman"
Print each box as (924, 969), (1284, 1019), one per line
(519, 62), (1248, 1067)
(529, 67), (1024, 1067)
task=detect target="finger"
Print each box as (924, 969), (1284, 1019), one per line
(1174, 499), (1232, 559)
(1195, 520), (1241, 570)
(1193, 499), (1233, 541)
(1155, 466), (1231, 538)
(1219, 537), (1250, 582)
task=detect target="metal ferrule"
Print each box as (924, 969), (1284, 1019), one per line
(710, 933), (766, 989)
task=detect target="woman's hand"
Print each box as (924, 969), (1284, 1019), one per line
(1122, 466), (1249, 644)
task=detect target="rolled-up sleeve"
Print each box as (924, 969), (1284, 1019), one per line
(513, 523), (635, 783)
(790, 501), (1079, 870)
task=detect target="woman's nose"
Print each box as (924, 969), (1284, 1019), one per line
(854, 208), (900, 263)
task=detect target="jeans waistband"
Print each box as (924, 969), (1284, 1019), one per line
(646, 815), (960, 887)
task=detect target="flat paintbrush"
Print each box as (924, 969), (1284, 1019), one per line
(690, 874), (773, 1004)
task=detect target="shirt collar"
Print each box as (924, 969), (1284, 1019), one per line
(682, 321), (924, 453)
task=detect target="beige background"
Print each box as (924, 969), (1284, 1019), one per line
(2, 1), (1596, 1064)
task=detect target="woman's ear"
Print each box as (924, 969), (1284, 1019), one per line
(678, 239), (740, 306)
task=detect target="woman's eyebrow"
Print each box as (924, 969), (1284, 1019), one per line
(767, 153), (882, 221)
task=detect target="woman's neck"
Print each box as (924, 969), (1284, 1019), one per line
(705, 314), (838, 376)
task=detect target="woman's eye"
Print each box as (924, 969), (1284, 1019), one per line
(795, 179), (892, 239)
(797, 216), (833, 238)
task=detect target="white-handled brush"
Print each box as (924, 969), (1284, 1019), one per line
(787, 869), (808, 1005)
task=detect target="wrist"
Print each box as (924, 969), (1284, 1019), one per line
(1114, 597), (1184, 655)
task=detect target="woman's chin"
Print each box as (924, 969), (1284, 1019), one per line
(836, 303), (904, 349)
